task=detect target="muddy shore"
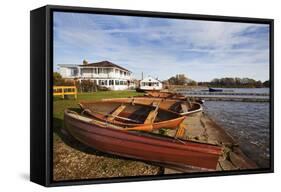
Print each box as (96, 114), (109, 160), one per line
(53, 111), (257, 181)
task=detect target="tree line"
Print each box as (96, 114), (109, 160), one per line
(198, 77), (269, 88)
(165, 74), (269, 88)
(166, 74), (197, 86)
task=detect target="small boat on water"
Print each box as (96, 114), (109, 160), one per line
(209, 87), (223, 92)
(79, 100), (185, 131)
(102, 97), (203, 116)
(64, 109), (222, 171)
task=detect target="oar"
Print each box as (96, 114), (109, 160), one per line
(124, 121), (186, 133)
(174, 122), (186, 138)
(123, 124), (154, 132)
(81, 108), (141, 123)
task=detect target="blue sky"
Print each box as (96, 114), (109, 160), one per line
(53, 12), (270, 82)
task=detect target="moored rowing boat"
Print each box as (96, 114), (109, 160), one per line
(145, 91), (186, 100)
(144, 90), (205, 104)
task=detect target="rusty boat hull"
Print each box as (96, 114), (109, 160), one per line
(102, 97), (203, 116)
(64, 110), (222, 171)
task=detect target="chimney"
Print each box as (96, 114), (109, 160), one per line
(83, 59), (88, 65)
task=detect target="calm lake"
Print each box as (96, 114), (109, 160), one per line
(184, 88), (271, 168)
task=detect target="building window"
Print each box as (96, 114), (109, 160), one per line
(98, 80), (107, 86)
(71, 68), (78, 76)
(109, 80), (114, 85)
(103, 68), (107, 73)
(98, 68), (102, 74)
(115, 69), (119, 74)
(115, 80), (119, 85)
(120, 81), (124, 85)
(93, 68), (97, 74)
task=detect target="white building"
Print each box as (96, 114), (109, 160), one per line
(58, 60), (133, 90)
(140, 76), (163, 91)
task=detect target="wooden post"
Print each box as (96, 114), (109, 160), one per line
(74, 87), (77, 99)
(62, 87), (64, 99)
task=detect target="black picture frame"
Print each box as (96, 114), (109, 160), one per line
(30, 5), (274, 187)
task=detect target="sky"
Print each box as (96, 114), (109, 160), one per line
(53, 12), (270, 82)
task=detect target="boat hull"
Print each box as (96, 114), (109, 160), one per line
(64, 110), (222, 171)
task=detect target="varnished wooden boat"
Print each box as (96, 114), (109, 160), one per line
(102, 97), (203, 116)
(145, 90), (205, 104)
(145, 91), (186, 100)
(64, 109), (222, 170)
(79, 100), (185, 130)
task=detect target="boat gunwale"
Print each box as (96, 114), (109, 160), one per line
(100, 97), (203, 116)
(79, 100), (185, 127)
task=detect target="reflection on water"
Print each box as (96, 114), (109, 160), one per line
(204, 101), (270, 168)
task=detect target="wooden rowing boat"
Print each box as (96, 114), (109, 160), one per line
(102, 97), (203, 116)
(79, 100), (185, 131)
(145, 91), (186, 100)
(64, 109), (222, 171)
(145, 90), (205, 104)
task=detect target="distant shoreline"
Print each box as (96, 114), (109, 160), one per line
(167, 85), (269, 91)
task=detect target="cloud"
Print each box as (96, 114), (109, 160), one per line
(53, 12), (270, 81)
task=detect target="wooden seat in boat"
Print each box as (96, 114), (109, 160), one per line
(108, 104), (126, 121)
(181, 103), (188, 113)
(144, 104), (160, 124)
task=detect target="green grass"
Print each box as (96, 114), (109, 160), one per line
(53, 90), (144, 130)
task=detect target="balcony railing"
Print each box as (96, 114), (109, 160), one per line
(80, 73), (131, 79)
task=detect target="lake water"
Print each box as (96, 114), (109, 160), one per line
(183, 88), (271, 168)
(183, 87), (270, 94)
(209, 88), (270, 94)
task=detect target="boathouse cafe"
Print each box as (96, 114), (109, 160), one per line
(140, 76), (163, 91)
(58, 60), (134, 90)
